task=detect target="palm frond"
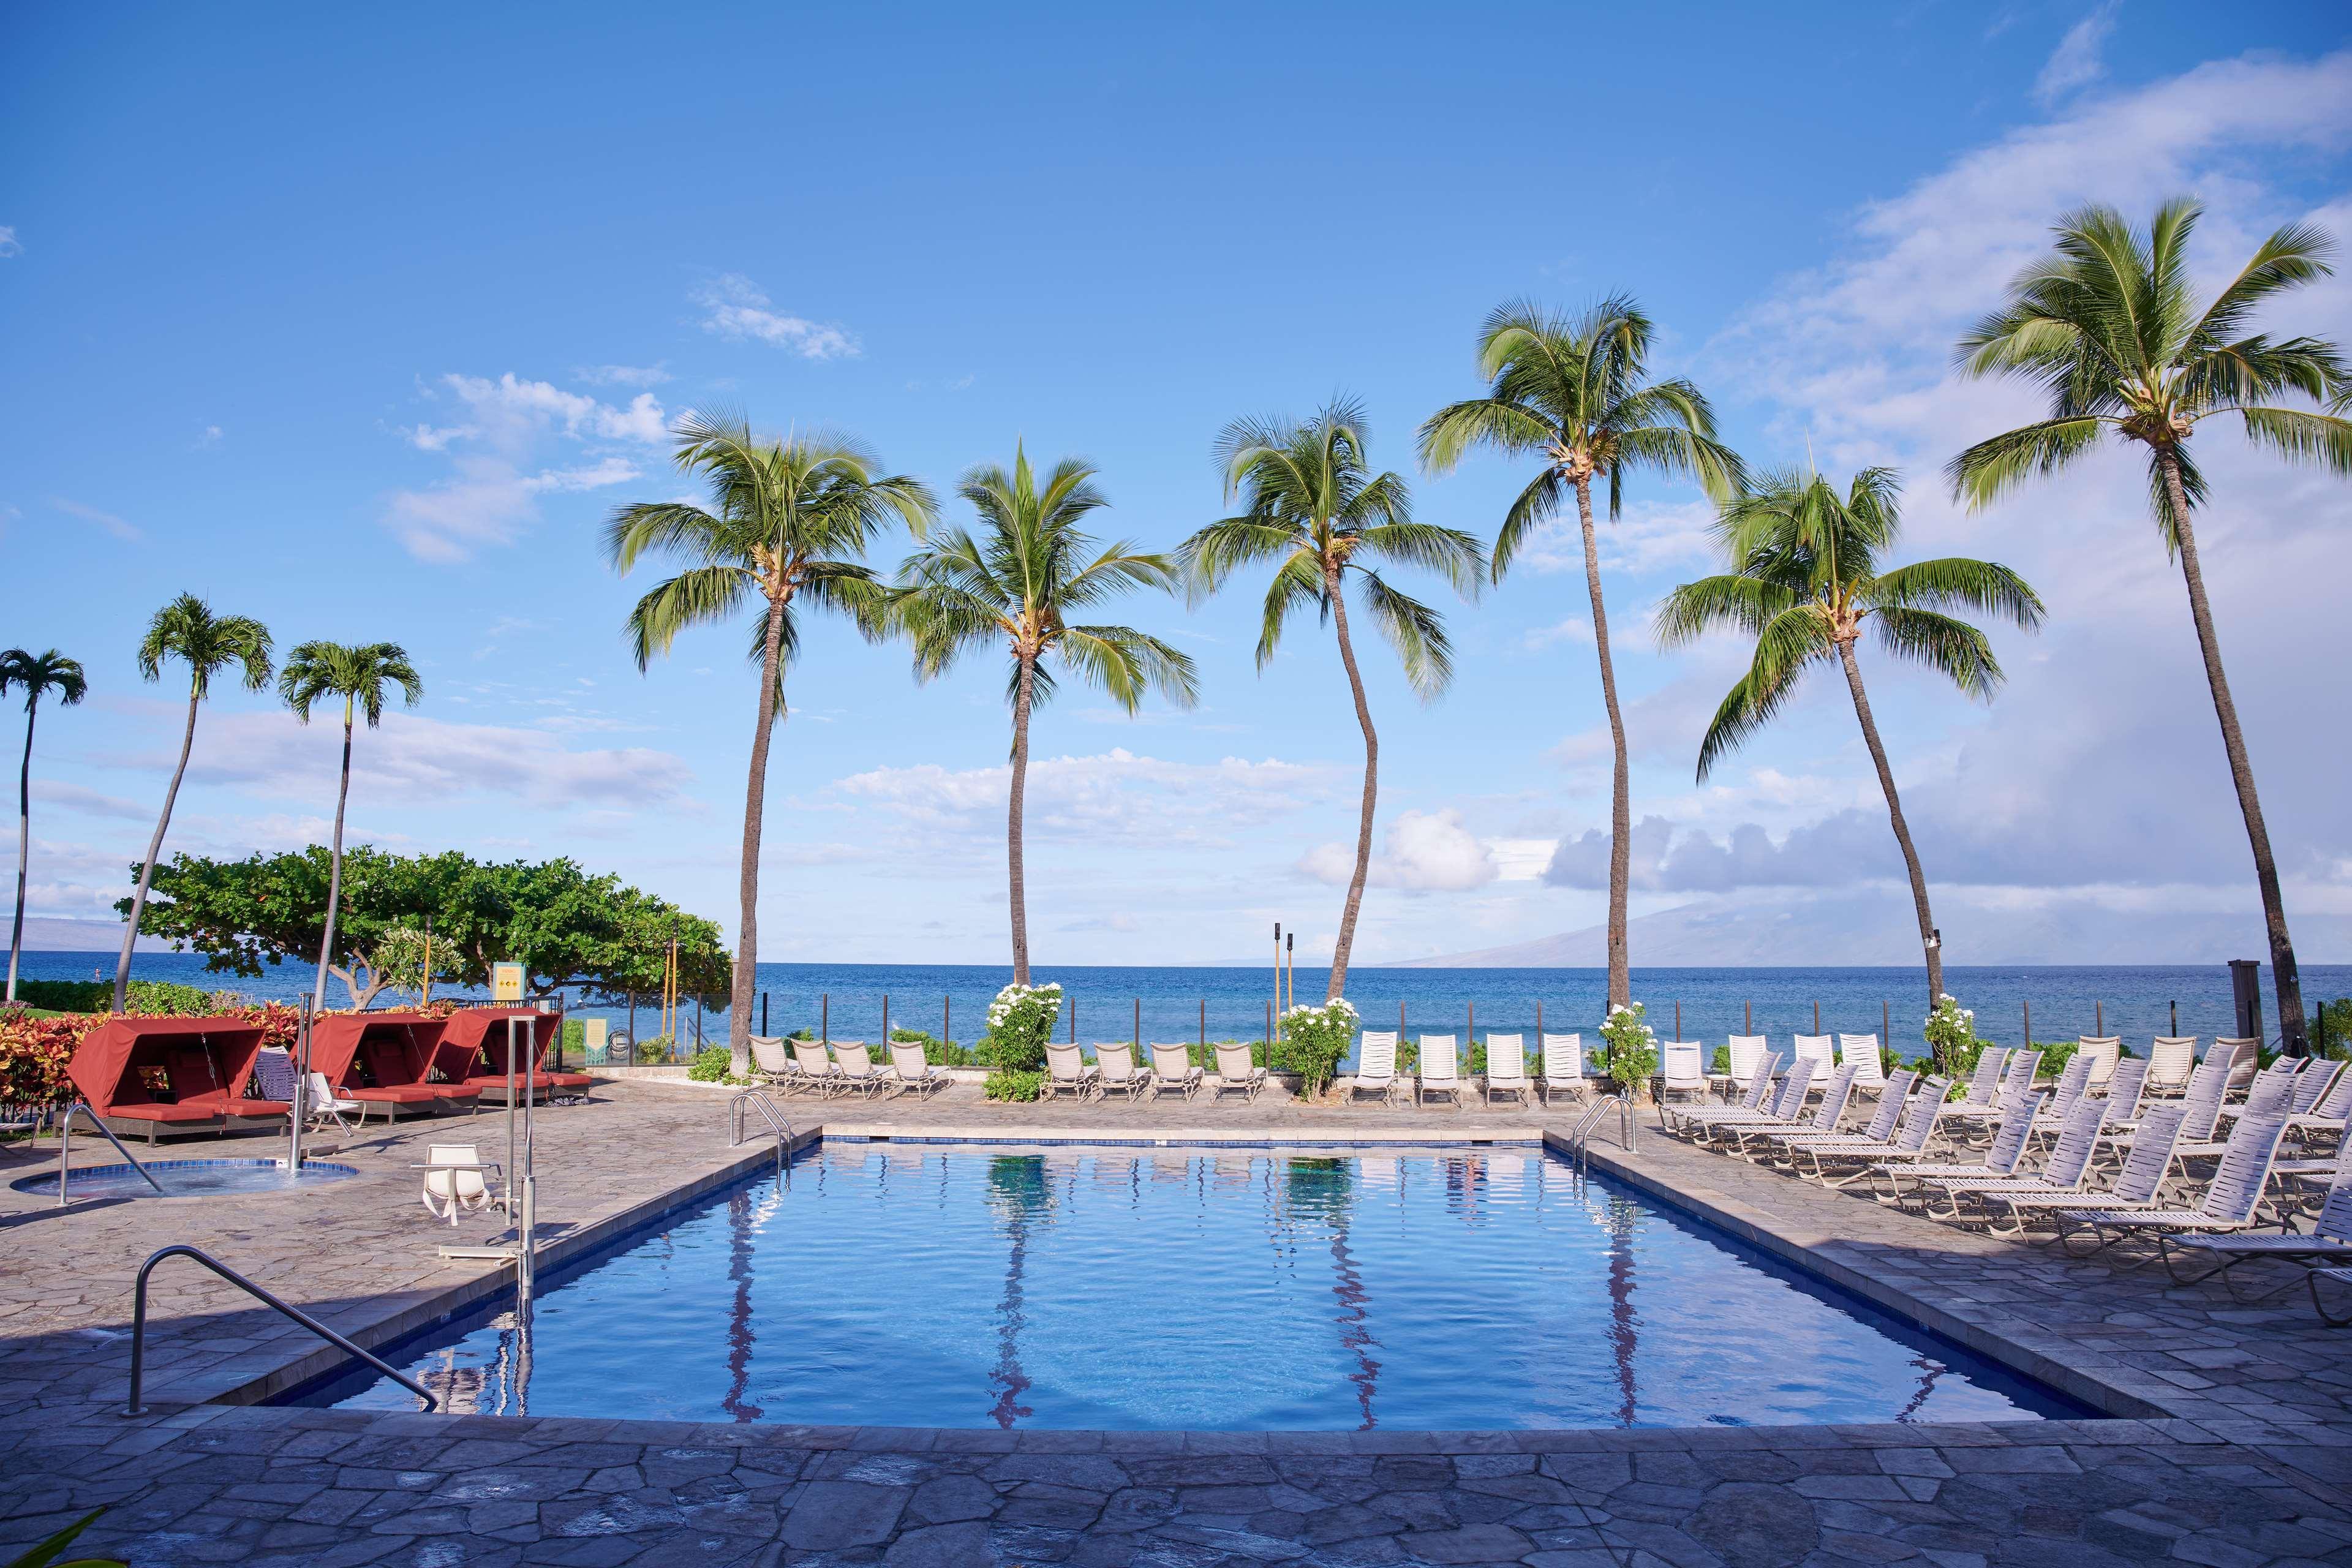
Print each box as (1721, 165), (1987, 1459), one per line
(1354, 570), (1453, 701)
(1694, 606), (1833, 780)
(1945, 417), (2106, 511)
(2235, 405), (2352, 475)
(1872, 608), (2003, 699)
(622, 566), (753, 669)
(1653, 575), (1791, 649)
(1866, 558), (2045, 630)
(1056, 625), (1202, 714)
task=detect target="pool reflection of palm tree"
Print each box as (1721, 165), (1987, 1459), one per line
(986, 1156), (1055, 1428)
(1604, 1199), (1638, 1425)
(723, 1188), (764, 1422)
(1286, 1159), (1382, 1429)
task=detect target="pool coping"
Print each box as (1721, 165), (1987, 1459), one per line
(206, 1121), (2153, 1431)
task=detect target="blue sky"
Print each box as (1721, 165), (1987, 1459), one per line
(4, 1), (2350, 967)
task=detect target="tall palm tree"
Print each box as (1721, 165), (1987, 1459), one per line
(1655, 467), (2045, 1010)
(1950, 199), (2351, 1053)
(115, 595), (273, 1012)
(1, 649), (88, 1003)
(608, 412), (935, 1071)
(1420, 298), (1742, 1008)
(896, 446), (1198, 983)
(279, 642), (423, 1011)
(1183, 401), (1484, 998)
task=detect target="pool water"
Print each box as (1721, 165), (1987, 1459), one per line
(303, 1145), (2081, 1429)
(15, 1158), (362, 1200)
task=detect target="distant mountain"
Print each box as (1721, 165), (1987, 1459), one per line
(9, 917), (173, 954)
(1377, 891), (2352, 968)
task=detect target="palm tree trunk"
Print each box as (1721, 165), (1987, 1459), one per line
(7, 695), (37, 1004)
(311, 708), (353, 1012)
(730, 596), (788, 1074)
(1325, 570), (1378, 1001)
(114, 689), (200, 1014)
(2159, 450), (2306, 1054)
(1836, 641), (1945, 1015)
(1575, 476), (1633, 1009)
(1008, 656), (1035, 986)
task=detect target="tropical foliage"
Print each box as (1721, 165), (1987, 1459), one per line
(1596, 1001), (1658, 1091)
(979, 980), (1060, 1072)
(1921, 993), (1982, 1077)
(1420, 297), (1741, 1008)
(608, 411), (934, 1071)
(1655, 466), (2043, 1000)
(1, 647), (87, 1004)
(1182, 401), (1482, 997)
(1950, 198), (2351, 1053)
(895, 447), (1196, 983)
(117, 595), (272, 1013)
(1280, 997), (1358, 1096)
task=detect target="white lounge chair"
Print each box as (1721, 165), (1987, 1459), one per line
(1148, 1044), (1203, 1102)
(750, 1036), (804, 1093)
(418, 1144), (498, 1226)
(1351, 1031), (1404, 1107)
(1838, 1033), (1887, 1099)
(1095, 1043), (1153, 1103)
(1416, 1035), (1464, 1109)
(1729, 1063), (1859, 1162)
(1976, 1103), (2192, 1243)
(1709, 1035), (1768, 1102)
(1754, 1063), (1898, 1164)
(1210, 1042), (1266, 1103)
(2075, 1036), (2121, 1093)
(1044, 1042), (1104, 1103)
(1539, 1034), (1588, 1107)
(880, 1038), (949, 1101)
(1870, 1090), (2044, 1211)
(2057, 1114), (2294, 1261)
(1785, 1076), (1951, 1186)
(1483, 1033), (1532, 1108)
(791, 1039), (845, 1098)
(303, 1070), (364, 1133)
(2212, 1038), (2261, 1095)
(2146, 1036), (2198, 1096)
(1788, 1035), (1836, 1099)
(833, 1042), (888, 1099)
(1656, 1042), (1707, 1113)
(1671, 1051), (1782, 1136)
(1934, 1094), (2116, 1235)
(1686, 1056), (1812, 1144)
(2168, 1167), (2352, 1294)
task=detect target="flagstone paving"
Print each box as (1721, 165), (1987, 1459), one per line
(1, 1078), (2347, 1565)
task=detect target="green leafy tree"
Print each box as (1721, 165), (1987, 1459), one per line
(116, 595), (272, 1012)
(1656, 466), (2044, 1003)
(895, 447), (1197, 982)
(0, 649), (87, 1003)
(1950, 199), (2352, 1054)
(1182, 401), (1483, 997)
(606, 411), (935, 1071)
(1420, 298), (1742, 1008)
(277, 642), (422, 1011)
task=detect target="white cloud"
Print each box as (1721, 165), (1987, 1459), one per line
(693, 274), (859, 360)
(1510, 498), (1722, 577)
(194, 424), (222, 449)
(32, 781), (151, 822)
(1300, 809), (1502, 893)
(1521, 616), (1592, 652)
(834, 748), (1336, 850)
(384, 373), (669, 562)
(2034, 2), (2119, 108)
(0, 227), (18, 258)
(574, 363), (673, 387)
(51, 498), (140, 541)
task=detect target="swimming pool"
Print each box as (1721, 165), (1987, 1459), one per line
(301, 1144), (2081, 1429)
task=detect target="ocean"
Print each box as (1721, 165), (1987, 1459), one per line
(21, 950), (2350, 1059)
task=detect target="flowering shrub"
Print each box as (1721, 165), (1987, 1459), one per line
(984, 1069), (1046, 1102)
(980, 981), (1060, 1073)
(1597, 1003), (1658, 1092)
(1922, 993), (1981, 1078)
(1281, 998), (1357, 1096)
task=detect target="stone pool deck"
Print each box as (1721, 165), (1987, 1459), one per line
(0, 1079), (2346, 1566)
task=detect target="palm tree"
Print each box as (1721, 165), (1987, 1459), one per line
(1, 649), (88, 1003)
(115, 596), (273, 1012)
(1950, 199), (2351, 1054)
(279, 642), (423, 1011)
(895, 446), (1198, 983)
(1655, 467), (2045, 1010)
(1183, 401), (1483, 998)
(608, 412), (935, 1071)
(1420, 298), (1742, 1008)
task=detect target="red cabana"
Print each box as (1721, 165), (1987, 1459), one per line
(68, 1016), (287, 1144)
(309, 1012), (477, 1121)
(432, 1006), (590, 1104)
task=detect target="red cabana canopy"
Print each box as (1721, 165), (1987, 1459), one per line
(309, 1012), (470, 1107)
(434, 1006), (589, 1093)
(69, 1016), (277, 1125)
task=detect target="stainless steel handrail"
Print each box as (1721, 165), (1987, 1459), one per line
(56, 1101), (168, 1205)
(125, 1244), (436, 1417)
(1564, 1093), (1637, 1171)
(728, 1091), (795, 1182)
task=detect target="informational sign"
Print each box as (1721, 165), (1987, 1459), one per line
(492, 962), (525, 1003)
(582, 1017), (609, 1064)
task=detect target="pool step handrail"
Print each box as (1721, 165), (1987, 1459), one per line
(124, 1243), (437, 1417)
(728, 1090), (796, 1182)
(1565, 1093), (1637, 1171)
(56, 1101), (168, 1206)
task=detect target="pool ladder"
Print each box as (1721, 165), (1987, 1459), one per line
(729, 1090), (796, 1184)
(54, 1101), (168, 1207)
(125, 1244), (437, 1417)
(1563, 1093), (1637, 1172)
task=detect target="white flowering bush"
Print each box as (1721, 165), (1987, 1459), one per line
(981, 981), (1061, 1073)
(1281, 998), (1358, 1096)
(1597, 1002), (1658, 1092)
(1921, 992), (1983, 1082)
